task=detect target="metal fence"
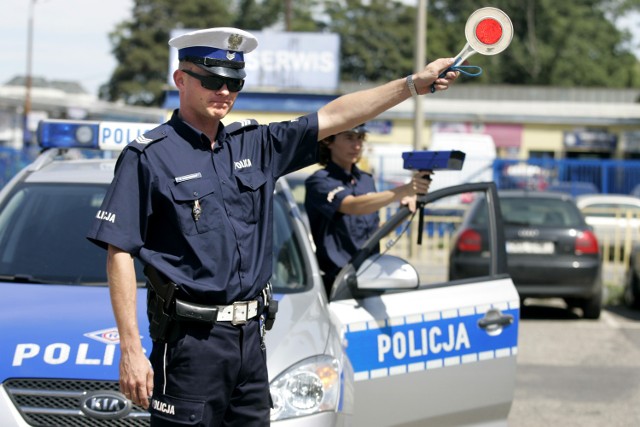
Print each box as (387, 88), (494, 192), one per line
(493, 158), (640, 196)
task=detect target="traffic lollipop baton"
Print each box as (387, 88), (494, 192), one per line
(430, 7), (513, 93)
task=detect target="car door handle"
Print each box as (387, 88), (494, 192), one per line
(478, 308), (514, 331)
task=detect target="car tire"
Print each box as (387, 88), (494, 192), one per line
(624, 270), (640, 309)
(581, 292), (602, 319)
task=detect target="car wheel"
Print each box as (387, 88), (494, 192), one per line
(624, 270), (640, 309)
(581, 292), (602, 319)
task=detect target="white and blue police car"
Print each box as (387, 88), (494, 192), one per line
(0, 119), (520, 426)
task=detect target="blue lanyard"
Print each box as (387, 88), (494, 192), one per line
(429, 58), (482, 93)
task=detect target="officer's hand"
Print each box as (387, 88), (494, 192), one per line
(411, 171), (433, 195)
(414, 58), (459, 94)
(401, 195), (418, 213)
(119, 349), (154, 409)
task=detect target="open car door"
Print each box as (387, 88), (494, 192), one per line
(328, 183), (519, 427)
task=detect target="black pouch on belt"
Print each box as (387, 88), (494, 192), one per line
(144, 265), (179, 343)
(175, 299), (218, 324)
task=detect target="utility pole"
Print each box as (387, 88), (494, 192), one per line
(285, 0), (292, 31)
(24, 0), (36, 146)
(413, 0), (427, 150)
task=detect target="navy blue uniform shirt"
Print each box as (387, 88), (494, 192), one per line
(304, 162), (380, 280)
(87, 110), (318, 304)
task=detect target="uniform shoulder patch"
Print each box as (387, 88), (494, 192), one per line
(225, 119), (259, 135)
(128, 125), (169, 152)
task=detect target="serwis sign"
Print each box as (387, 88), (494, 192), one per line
(168, 29), (340, 91)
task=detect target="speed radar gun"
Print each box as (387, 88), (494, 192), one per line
(431, 7), (513, 92)
(402, 150), (466, 245)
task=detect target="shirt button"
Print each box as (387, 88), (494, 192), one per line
(193, 192), (199, 197)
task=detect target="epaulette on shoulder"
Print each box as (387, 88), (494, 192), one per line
(225, 119), (259, 135)
(127, 125), (168, 152)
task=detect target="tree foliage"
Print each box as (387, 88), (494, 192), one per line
(104, 0), (640, 105)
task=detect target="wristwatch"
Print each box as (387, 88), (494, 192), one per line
(406, 74), (419, 97)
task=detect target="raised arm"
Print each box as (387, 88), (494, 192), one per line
(339, 172), (432, 215)
(317, 57), (457, 141)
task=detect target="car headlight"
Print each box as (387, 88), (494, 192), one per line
(270, 355), (342, 421)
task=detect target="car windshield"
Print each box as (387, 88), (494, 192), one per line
(0, 183), (140, 284)
(472, 196), (584, 227)
(0, 181), (309, 291)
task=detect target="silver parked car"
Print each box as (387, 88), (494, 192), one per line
(576, 194), (640, 255)
(0, 119), (520, 426)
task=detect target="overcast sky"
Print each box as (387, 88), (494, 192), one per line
(1, 1), (638, 97)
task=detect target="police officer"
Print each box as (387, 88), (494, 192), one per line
(304, 124), (433, 296)
(87, 26), (457, 426)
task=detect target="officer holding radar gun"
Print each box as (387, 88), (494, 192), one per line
(87, 26), (458, 426)
(304, 124), (434, 297)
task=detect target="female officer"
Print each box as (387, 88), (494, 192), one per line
(304, 125), (433, 296)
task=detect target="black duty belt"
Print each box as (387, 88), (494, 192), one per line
(175, 298), (259, 325)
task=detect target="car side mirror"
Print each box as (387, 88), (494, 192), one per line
(330, 254), (419, 300)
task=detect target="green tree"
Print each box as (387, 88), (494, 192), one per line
(424, 0), (640, 87)
(323, 0), (640, 88)
(322, 0), (416, 82)
(233, 0), (320, 31)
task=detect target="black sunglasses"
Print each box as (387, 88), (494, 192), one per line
(181, 69), (245, 92)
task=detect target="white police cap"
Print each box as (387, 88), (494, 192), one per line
(169, 27), (258, 79)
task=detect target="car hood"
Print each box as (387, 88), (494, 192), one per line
(265, 288), (332, 378)
(0, 282), (151, 382)
(1, 282), (331, 384)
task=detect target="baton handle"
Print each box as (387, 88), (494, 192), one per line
(430, 44), (479, 93)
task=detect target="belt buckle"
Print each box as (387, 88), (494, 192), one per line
(232, 301), (249, 325)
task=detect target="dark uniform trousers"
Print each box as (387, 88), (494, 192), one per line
(148, 318), (270, 426)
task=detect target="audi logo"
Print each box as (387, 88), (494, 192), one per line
(517, 229), (539, 238)
(81, 391), (132, 420)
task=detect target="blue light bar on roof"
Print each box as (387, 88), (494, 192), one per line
(37, 119), (158, 151)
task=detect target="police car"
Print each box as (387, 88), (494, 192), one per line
(0, 119), (520, 426)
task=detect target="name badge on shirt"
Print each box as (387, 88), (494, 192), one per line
(175, 172), (202, 183)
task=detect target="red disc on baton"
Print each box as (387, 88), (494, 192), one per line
(464, 7), (513, 57)
(475, 18), (503, 45)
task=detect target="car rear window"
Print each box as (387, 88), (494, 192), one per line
(471, 196), (585, 227)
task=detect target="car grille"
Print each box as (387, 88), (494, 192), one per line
(4, 378), (149, 426)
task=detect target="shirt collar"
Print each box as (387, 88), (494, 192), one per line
(169, 109), (226, 151)
(326, 161), (363, 182)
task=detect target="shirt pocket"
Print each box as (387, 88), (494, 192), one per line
(169, 179), (219, 235)
(234, 171), (267, 224)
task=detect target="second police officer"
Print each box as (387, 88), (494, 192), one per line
(87, 27), (458, 426)
(304, 124), (433, 296)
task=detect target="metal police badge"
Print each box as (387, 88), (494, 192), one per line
(228, 34), (243, 50)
